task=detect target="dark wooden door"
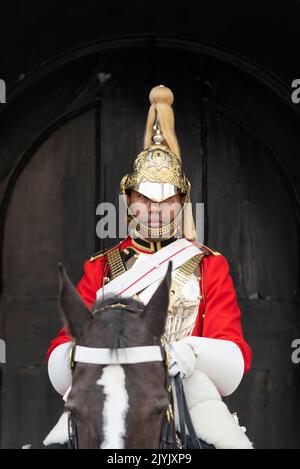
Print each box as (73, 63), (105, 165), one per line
(0, 40), (299, 448)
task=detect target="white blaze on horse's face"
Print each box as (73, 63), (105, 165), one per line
(97, 365), (129, 449)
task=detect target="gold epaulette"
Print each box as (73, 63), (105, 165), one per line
(89, 250), (104, 261)
(194, 241), (222, 256)
(89, 240), (124, 262)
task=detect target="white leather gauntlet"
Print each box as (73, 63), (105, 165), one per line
(178, 336), (245, 396)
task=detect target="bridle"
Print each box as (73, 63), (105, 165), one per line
(67, 340), (176, 449)
(67, 306), (203, 449)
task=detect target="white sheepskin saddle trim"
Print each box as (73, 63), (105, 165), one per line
(43, 411), (69, 446)
(179, 369), (253, 449)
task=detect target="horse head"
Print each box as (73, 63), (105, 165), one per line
(58, 261), (175, 449)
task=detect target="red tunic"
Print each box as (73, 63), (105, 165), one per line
(46, 236), (252, 372)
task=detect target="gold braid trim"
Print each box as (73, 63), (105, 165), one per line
(193, 241), (222, 256)
(106, 248), (126, 279)
(167, 253), (205, 313)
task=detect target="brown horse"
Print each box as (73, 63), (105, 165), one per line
(58, 261), (176, 449)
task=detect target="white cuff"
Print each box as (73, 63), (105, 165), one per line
(48, 342), (73, 396)
(180, 337), (245, 396)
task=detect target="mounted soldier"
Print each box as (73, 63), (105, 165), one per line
(45, 85), (253, 449)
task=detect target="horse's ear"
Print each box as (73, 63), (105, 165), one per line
(141, 261), (172, 338)
(58, 262), (92, 339)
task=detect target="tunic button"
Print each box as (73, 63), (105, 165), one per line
(202, 313), (205, 319)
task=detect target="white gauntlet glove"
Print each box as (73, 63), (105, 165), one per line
(175, 336), (245, 396)
(167, 340), (197, 378)
(166, 336), (245, 396)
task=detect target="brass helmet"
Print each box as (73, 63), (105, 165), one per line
(120, 85), (196, 241)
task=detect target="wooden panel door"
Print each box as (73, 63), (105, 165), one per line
(0, 110), (96, 448)
(0, 41), (299, 448)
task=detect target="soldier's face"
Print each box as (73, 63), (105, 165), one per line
(127, 189), (184, 239)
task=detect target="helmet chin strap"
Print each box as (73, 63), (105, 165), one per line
(127, 206), (185, 241)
